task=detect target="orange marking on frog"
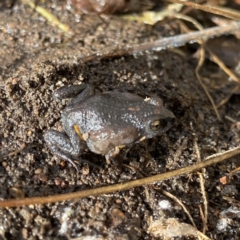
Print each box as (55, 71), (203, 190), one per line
(74, 125), (85, 141)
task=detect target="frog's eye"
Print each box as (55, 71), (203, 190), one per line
(150, 119), (168, 131)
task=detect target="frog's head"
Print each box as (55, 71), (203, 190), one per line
(142, 97), (175, 139)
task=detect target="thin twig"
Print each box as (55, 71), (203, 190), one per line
(195, 45), (221, 121)
(223, 196), (240, 207)
(225, 115), (238, 123)
(0, 147), (239, 207)
(198, 172), (208, 234)
(167, 0), (240, 20)
(217, 85), (239, 108)
(205, 45), (240, 84)
(191, 123), (208, 234)
(229, 166), (240, 179)
(21, 0), (71, 34)
(80, 22), (240, 63)
(162, 190), (197, 228)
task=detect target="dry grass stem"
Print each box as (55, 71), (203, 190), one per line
(217, 85), (240, 108)
(205, 45), (240, 84)
(21, 0), (71, 34)
(192, 123), (208, 234)
(162, 189), (197, 228)
(0, 147), (239, 207)
(198, 172), (208, 234)
(80, 21), (240, 62)
(167, 0), (240, 20)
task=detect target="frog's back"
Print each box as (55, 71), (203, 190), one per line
(84, 92), (156, 118)
(89, 91), (144, 108)
(63, 91), (160, 134)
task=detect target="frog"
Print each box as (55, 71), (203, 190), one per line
(44, 84), (175, 170)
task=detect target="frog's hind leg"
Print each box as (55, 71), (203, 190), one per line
(44, 130), (80, 171)
(54, 84), (94, 106)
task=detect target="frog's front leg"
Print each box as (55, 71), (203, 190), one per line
(105, 145), (126, 166)
(44, 129), (81, 170)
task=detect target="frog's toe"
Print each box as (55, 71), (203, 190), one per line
(105, 146), (126, 166)
(62, 157), (79, 171)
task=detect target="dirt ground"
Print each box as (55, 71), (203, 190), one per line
(0, 1), (240, 239)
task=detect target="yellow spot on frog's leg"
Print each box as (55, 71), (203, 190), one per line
(117, 145), (126, 150)
(139, 136), (146, 142)
(74, 125), (85, 141)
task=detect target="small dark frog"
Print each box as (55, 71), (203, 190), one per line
(44, 84), (175, 169)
